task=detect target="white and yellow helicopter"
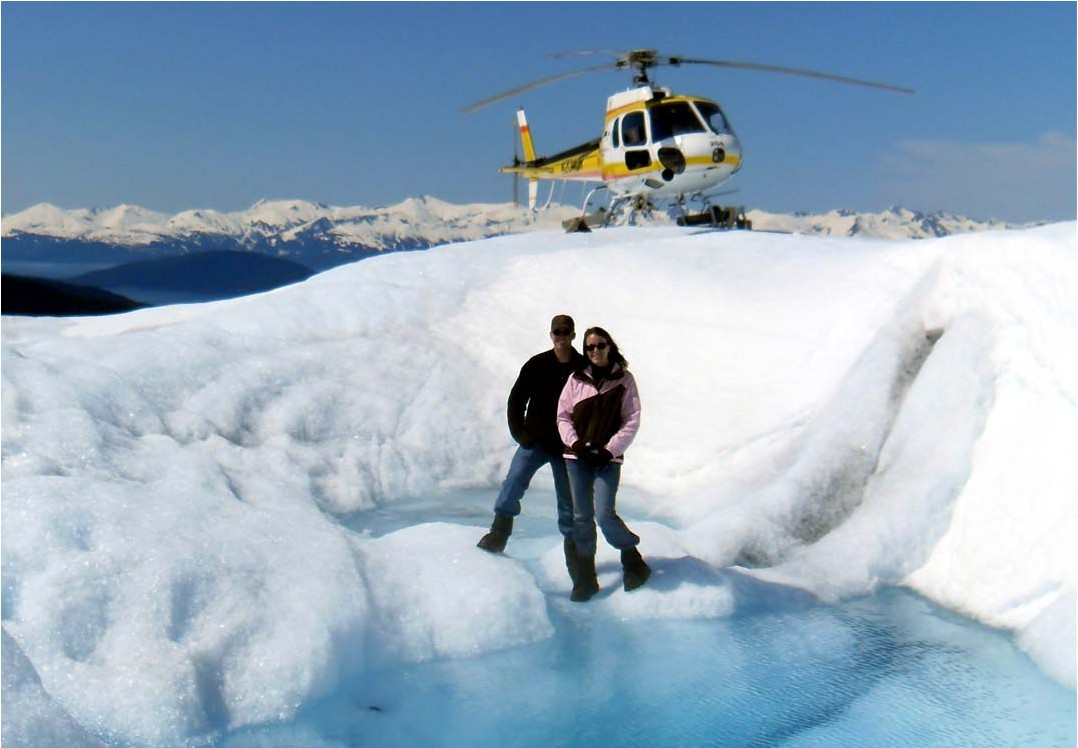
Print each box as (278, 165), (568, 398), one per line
(464, 49), (913, 231)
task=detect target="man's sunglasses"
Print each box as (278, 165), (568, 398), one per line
(585, 343), (609, 352)
(552, 328), (573, 336)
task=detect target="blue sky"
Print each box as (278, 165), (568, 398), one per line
(2, 2), (1075, 221)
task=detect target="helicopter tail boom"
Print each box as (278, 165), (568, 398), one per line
(505, 108), (605, 180)
(500, 131), (604, 183)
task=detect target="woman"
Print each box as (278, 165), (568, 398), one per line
(557, 326), (651, 602)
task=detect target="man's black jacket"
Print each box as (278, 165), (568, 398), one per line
(507, 349), (585, 453)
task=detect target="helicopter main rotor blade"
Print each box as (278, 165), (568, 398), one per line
(674, 57), (914, 94)
(550, 48), (627, 60)
(461, 62), (619, 113)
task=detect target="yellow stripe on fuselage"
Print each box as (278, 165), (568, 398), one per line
(501, 136), (741, 183)
(503, 155), (741, 182)
(599, 153), (741, 180)
(500, 147), (603, 181)
(604, 102), (647, 122)
(602, 95), (704, 125)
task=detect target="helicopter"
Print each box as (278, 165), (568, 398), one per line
(463, 49), (913, 231)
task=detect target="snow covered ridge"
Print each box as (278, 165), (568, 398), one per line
(0, 197), (579, 252)
(2, 196), (1036, 249)
(1, 223), (1074, 746)
(746, 206), (1034, 240)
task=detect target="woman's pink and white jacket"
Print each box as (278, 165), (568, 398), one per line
(557, 363), (641, 463)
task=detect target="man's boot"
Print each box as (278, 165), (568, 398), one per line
(570, 552), (600, 602)
(477, 514), (513, 553)
(621, 547), (652, 592)
(563, 536), (580, 586)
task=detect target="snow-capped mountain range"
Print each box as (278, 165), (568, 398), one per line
(2, 197), (566, 248)
(1, 196), (1037, 270)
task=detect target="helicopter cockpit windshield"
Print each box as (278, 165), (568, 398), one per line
(694, 101), (734, 136)
(649, 102), (706, 141)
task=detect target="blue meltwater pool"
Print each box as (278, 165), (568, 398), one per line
(219, 490), (1076, 747)
(217, 589), (1073, 747)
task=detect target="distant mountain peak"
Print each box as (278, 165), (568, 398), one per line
(2, 198), (1045, 272)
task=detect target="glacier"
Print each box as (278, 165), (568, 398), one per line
(1, 223), (1074, 745)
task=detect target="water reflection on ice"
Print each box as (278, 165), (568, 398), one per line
(222, 489), (1076, 747)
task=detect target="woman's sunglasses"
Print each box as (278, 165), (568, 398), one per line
(585, 343), (609, 352)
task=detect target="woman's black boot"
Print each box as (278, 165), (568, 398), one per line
(571, 553), (600, 602)
(621, 547), (652, 591)
(477, 514), (513, 553)
(563, 537), (580, 586)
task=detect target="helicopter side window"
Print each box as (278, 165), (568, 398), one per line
(649, 102), (706, 141)
(621, 112), (647, 147)
(625, 150), (651, 170)
(695, 101), (733, 135)
(611, 117), (621, 148)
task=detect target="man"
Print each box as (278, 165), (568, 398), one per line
(478, 315), (585, 579)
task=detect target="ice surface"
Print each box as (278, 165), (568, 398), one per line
(2, 224), (1074, 745)
(359, 523), (553, 663)
(1, 628), (105, 747)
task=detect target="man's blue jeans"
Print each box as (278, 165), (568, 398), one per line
(493, 444), (574, 537)
(566, 459), (640, 556)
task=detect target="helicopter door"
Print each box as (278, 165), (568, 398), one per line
(620, 111), (651, 170)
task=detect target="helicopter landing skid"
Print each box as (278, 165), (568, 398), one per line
(563, 185), (613, 233)
(564, 193), (657, 233)
(563, 209), (608, 233)
(676, 204), (753, 230)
